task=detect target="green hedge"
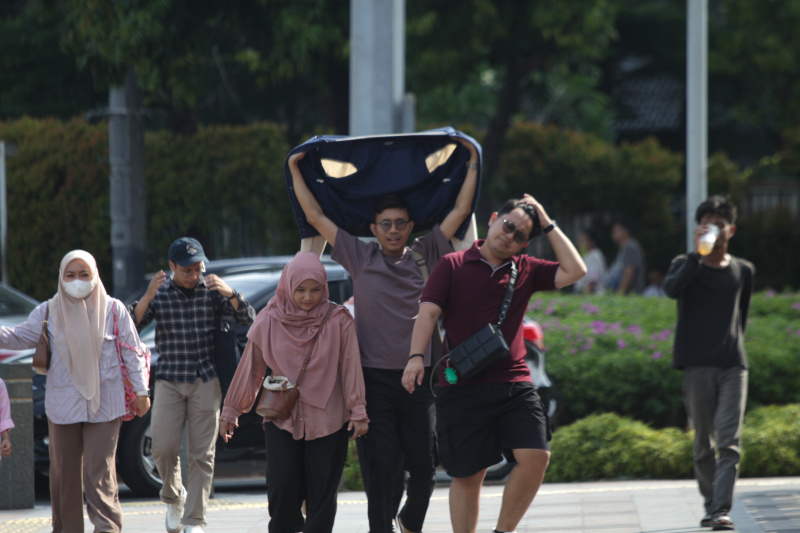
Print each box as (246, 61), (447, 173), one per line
(547, 405), (800, 482)
(496, 123), (685, 272)
(0, 117), (293, 300)
(0, 117), (112, 300)
(538, 292), (800, 429)
(1, 116), (798, 300)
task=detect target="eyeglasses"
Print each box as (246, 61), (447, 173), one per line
(178, 267), (205, 278)
(501, 219), (528, 244)
(376, 218), (409, 232)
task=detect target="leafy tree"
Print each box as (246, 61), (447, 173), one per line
(60, 0), (350, 138)
(407, 0), (620, 179)
(0, 1), (104, 119)
(709, 0), (800, 137)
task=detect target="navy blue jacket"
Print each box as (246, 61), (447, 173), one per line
(284, 127), (481, 240)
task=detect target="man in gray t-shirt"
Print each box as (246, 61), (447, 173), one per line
(288, 142), (478, 533)
(606, 218), (646, 294)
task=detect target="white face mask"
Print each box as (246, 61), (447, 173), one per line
(64, 278), (96, 299)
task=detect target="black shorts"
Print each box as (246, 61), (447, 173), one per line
(435, 381), (550, 478)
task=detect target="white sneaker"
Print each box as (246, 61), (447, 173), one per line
(184, 526), (205, 533)
(165, 487), (186, 533)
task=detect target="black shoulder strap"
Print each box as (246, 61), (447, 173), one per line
(496, 260), (518, 326)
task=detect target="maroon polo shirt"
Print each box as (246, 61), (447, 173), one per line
(421, 241), (559, 385)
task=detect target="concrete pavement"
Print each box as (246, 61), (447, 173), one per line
(1, 477), (799, 533)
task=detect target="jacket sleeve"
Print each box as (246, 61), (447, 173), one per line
(0, 302), (47, 350)
(337, 316), (368, 421)
(663, 254), (702, 299)
(220, 340), (269, 425)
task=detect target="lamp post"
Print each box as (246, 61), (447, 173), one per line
(686, 0), (708, 251)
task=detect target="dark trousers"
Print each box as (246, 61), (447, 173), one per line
(683, 366), (748, 516)
(356, 368), (436, 533)
(265, 423), (349, 533)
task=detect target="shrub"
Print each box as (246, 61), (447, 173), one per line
(741, 404), (800, 477)
(0, 117), (293, 300)
(546, 412), (693, 482)
(548, 405), (800, 482)
(537, 292), (800, 428)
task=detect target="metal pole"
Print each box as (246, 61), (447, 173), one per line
(0, 141), (6, 284)
(686, 0), (708, 252)
(349, 0), (405, 136)
(109, 69), (147, 298)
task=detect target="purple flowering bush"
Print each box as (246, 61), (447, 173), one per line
(532, 291), (800, 429)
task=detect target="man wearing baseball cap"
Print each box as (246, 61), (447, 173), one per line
(131, 237), (255, 533)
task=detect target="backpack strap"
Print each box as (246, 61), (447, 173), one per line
(410, 249), (429, 282)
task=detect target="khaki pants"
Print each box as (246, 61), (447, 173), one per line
(151, 378), (221, 527)
(48, 418), (123, 533)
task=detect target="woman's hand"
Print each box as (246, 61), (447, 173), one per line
(133, 396), (151, 417)
(1, 431), (11, 457)
(220, 420), (236, 443)
(348, 419), (368, 441)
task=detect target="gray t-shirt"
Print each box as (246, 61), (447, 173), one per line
(607, 238), (646, 294)
(332, 226), (452, 369)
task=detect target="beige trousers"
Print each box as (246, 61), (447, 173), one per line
(48, 417), (123, 533)
(151, 378), (221, 527)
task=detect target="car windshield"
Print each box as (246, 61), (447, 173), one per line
(0, 284), (38, 317)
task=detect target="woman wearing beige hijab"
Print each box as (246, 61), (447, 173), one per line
(0, 250), (150, 533)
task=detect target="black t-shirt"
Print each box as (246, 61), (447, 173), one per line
(663, 253), (755, 369)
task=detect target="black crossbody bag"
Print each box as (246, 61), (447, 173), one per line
(446, 261), (517, 380)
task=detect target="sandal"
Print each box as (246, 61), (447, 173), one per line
(712, 514), (735, 531)
(700, 514), (713, 527)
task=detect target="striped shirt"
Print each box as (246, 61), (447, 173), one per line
(130, 278), (255, 383)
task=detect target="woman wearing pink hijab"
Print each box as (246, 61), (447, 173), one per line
(220, 252), (368, 533)
(0, 250), (150, 532)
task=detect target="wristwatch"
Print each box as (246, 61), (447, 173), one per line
(227, 291), (241, 301)
(543, 220), (558, 234)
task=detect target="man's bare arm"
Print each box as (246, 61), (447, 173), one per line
(288, 151), (339, 246)
(439, 139), (479, 240)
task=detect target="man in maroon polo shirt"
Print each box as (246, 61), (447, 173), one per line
(402, 195), (586, 533)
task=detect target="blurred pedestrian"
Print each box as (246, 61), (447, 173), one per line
(606, 217), (646, 294)
(663, 196), (754, 531)
(573, 228), (606, 294)
(0, 250), (150, 533)
(131, 237), (255, 533)
(643, 268), (666, 297)
(0, 377), (13, 464)
(219, 252), (368, 533)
